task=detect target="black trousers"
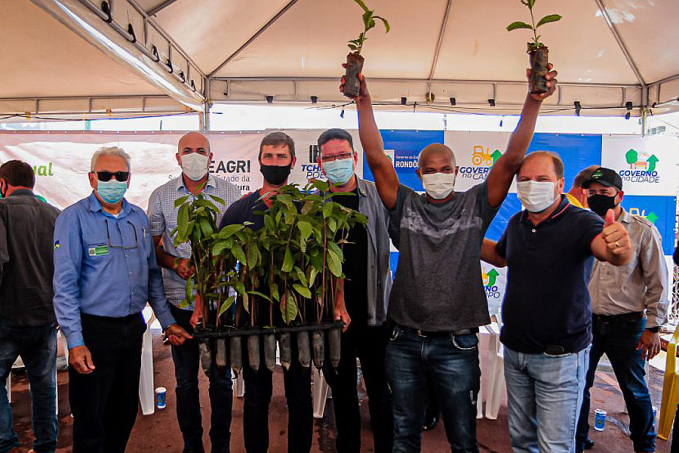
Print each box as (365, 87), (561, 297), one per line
(242, 334), (313, 453)
(322, 322), (393, 453)
(69, 313), (145, 453)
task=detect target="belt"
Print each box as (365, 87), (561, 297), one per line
(398, 325), (478, 338)
(592, 312), (643, 324)
(81, 312), (143, 324)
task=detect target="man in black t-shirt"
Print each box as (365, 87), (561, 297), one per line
(316, 128), (394, 453)
(482, 151), (633, 453)
(192, 132), (313, 453)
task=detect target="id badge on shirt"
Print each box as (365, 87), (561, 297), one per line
(88, 244), (110, 256)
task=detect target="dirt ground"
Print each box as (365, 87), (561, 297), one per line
(6, 333), (675, 452)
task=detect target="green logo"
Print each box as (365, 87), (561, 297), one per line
(88, 245), (109, 256)
(625, 149), (658, 174)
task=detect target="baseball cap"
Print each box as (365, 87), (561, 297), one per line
(581, 167), (623, 191)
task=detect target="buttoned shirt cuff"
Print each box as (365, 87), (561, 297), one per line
(157, 311), (177, 330)
(66, 333), (85, 350)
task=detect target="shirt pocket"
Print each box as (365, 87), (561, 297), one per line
(82, 233), (111, 260)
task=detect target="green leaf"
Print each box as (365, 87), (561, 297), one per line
(527, 0), (536, 8)
(242, 293), (249, 313)
(536, 14), (562, 28)
(218, 296), (235, 317)
(327, 241), (344, 262)
(322, 203), (333, 219)
(177, 204), (189, 238)
(352, 0), (371, 13)
(247, 290), (272, 303)
(506, 21), (533, 32)
(297, 220), (313, 243)
(199, 217), (214, 237)
(327, 250), (342, 277)
(193, 198), (219, 213)
(207, 194), (225, 205)
(293, 284), (312, 299)
(282, 247), (294, 273)
(232, 243), (246, 264)
(185, 277), (194, 302)
(219, 223), (244, 239)
(373, 15), (390, 33)
(271, 283), (280, 302)
(280, 291), (298, 324)
(174, 195), (190, 208)
(362, 10), (374, 30)
(308, 267), (319, 287)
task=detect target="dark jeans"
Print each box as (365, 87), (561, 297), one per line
(322, 322), (393, 453)
(170, 305), (233, 453)
(576, 317), (655, 452)
(243, 334), (312, 453)
(69, 313), (145, 453)
(0, 318), (57, 453)
(385, 325), (480, 453)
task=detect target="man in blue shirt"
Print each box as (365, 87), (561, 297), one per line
(148, 132), (241, 453)
(53, 146), (192, 453)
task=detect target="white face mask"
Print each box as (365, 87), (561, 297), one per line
(517, 180), (558, 212)
(181, 153), (209, 181)
(422, 172), (456, 200)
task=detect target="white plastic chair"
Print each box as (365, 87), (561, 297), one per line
(485, 313), (505, 420)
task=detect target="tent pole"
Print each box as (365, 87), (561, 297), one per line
(427, 0), (454, 94)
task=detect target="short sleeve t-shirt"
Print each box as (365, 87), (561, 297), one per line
(497, 196), (604, 354)
(388, 182), (499, 331)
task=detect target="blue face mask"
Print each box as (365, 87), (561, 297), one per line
(97, 180), (128, 205)
(323, 158), (355, 185)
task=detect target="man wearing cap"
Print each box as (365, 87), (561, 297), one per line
(565, 165), (599, 209)
(576, 167), (668, 453)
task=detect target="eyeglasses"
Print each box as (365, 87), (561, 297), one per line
(96, 171), (130, 182)
(320, 152), (354, 163)
(105, 220), (138, 250)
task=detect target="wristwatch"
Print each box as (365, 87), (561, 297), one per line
(646, 326), (660, 333)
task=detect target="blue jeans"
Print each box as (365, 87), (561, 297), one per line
(385, 325), (480, 453)
(576, 318), (655, 452)
(170, 305), (233, 453)
(504, 345), (590, 453)
(0, 318), (58, 453)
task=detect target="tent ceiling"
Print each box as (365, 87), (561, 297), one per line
(3, 0), (679, 120)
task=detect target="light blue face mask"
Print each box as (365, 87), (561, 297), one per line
(97, 180), (128, 204)
(323, 158), (355, 185)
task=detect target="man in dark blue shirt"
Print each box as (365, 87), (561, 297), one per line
(193, 132), (313, 453)
(482, 151), (632, 452)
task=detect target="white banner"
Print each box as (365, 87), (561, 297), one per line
(445, 131), (511, 192)
(0, 130), (363, 210)
(601, 135), (679, 196)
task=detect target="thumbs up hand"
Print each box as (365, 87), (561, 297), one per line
(602, 209), (631, 256)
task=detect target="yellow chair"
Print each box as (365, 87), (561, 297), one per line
(658, 326), (679, 440)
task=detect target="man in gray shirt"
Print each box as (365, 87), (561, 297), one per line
(148, 132), (240, 453)
(576, 167), (668, 453)
(342, 65), (557, 452)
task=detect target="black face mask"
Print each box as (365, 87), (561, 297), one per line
(260, 164), (291, 186)
(588, 194), (618, 217)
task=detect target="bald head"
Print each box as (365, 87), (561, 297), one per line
(417, 143), (456, 172)
(178, 132), (210, 155)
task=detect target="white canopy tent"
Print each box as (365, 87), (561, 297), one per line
(2, 0), (679, 124)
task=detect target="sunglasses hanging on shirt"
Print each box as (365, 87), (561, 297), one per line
(96, 171), (130, 182)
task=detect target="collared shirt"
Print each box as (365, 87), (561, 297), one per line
(497, 196), (604, 354)
(53, 192), (175, 348)
(0, 189), (60, 326)
(589, 208), (669, 328)
(148, 174), (240, 307)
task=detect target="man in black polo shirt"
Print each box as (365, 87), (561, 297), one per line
(482, 151), (632, 452)
(192, 132), (313, 453)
